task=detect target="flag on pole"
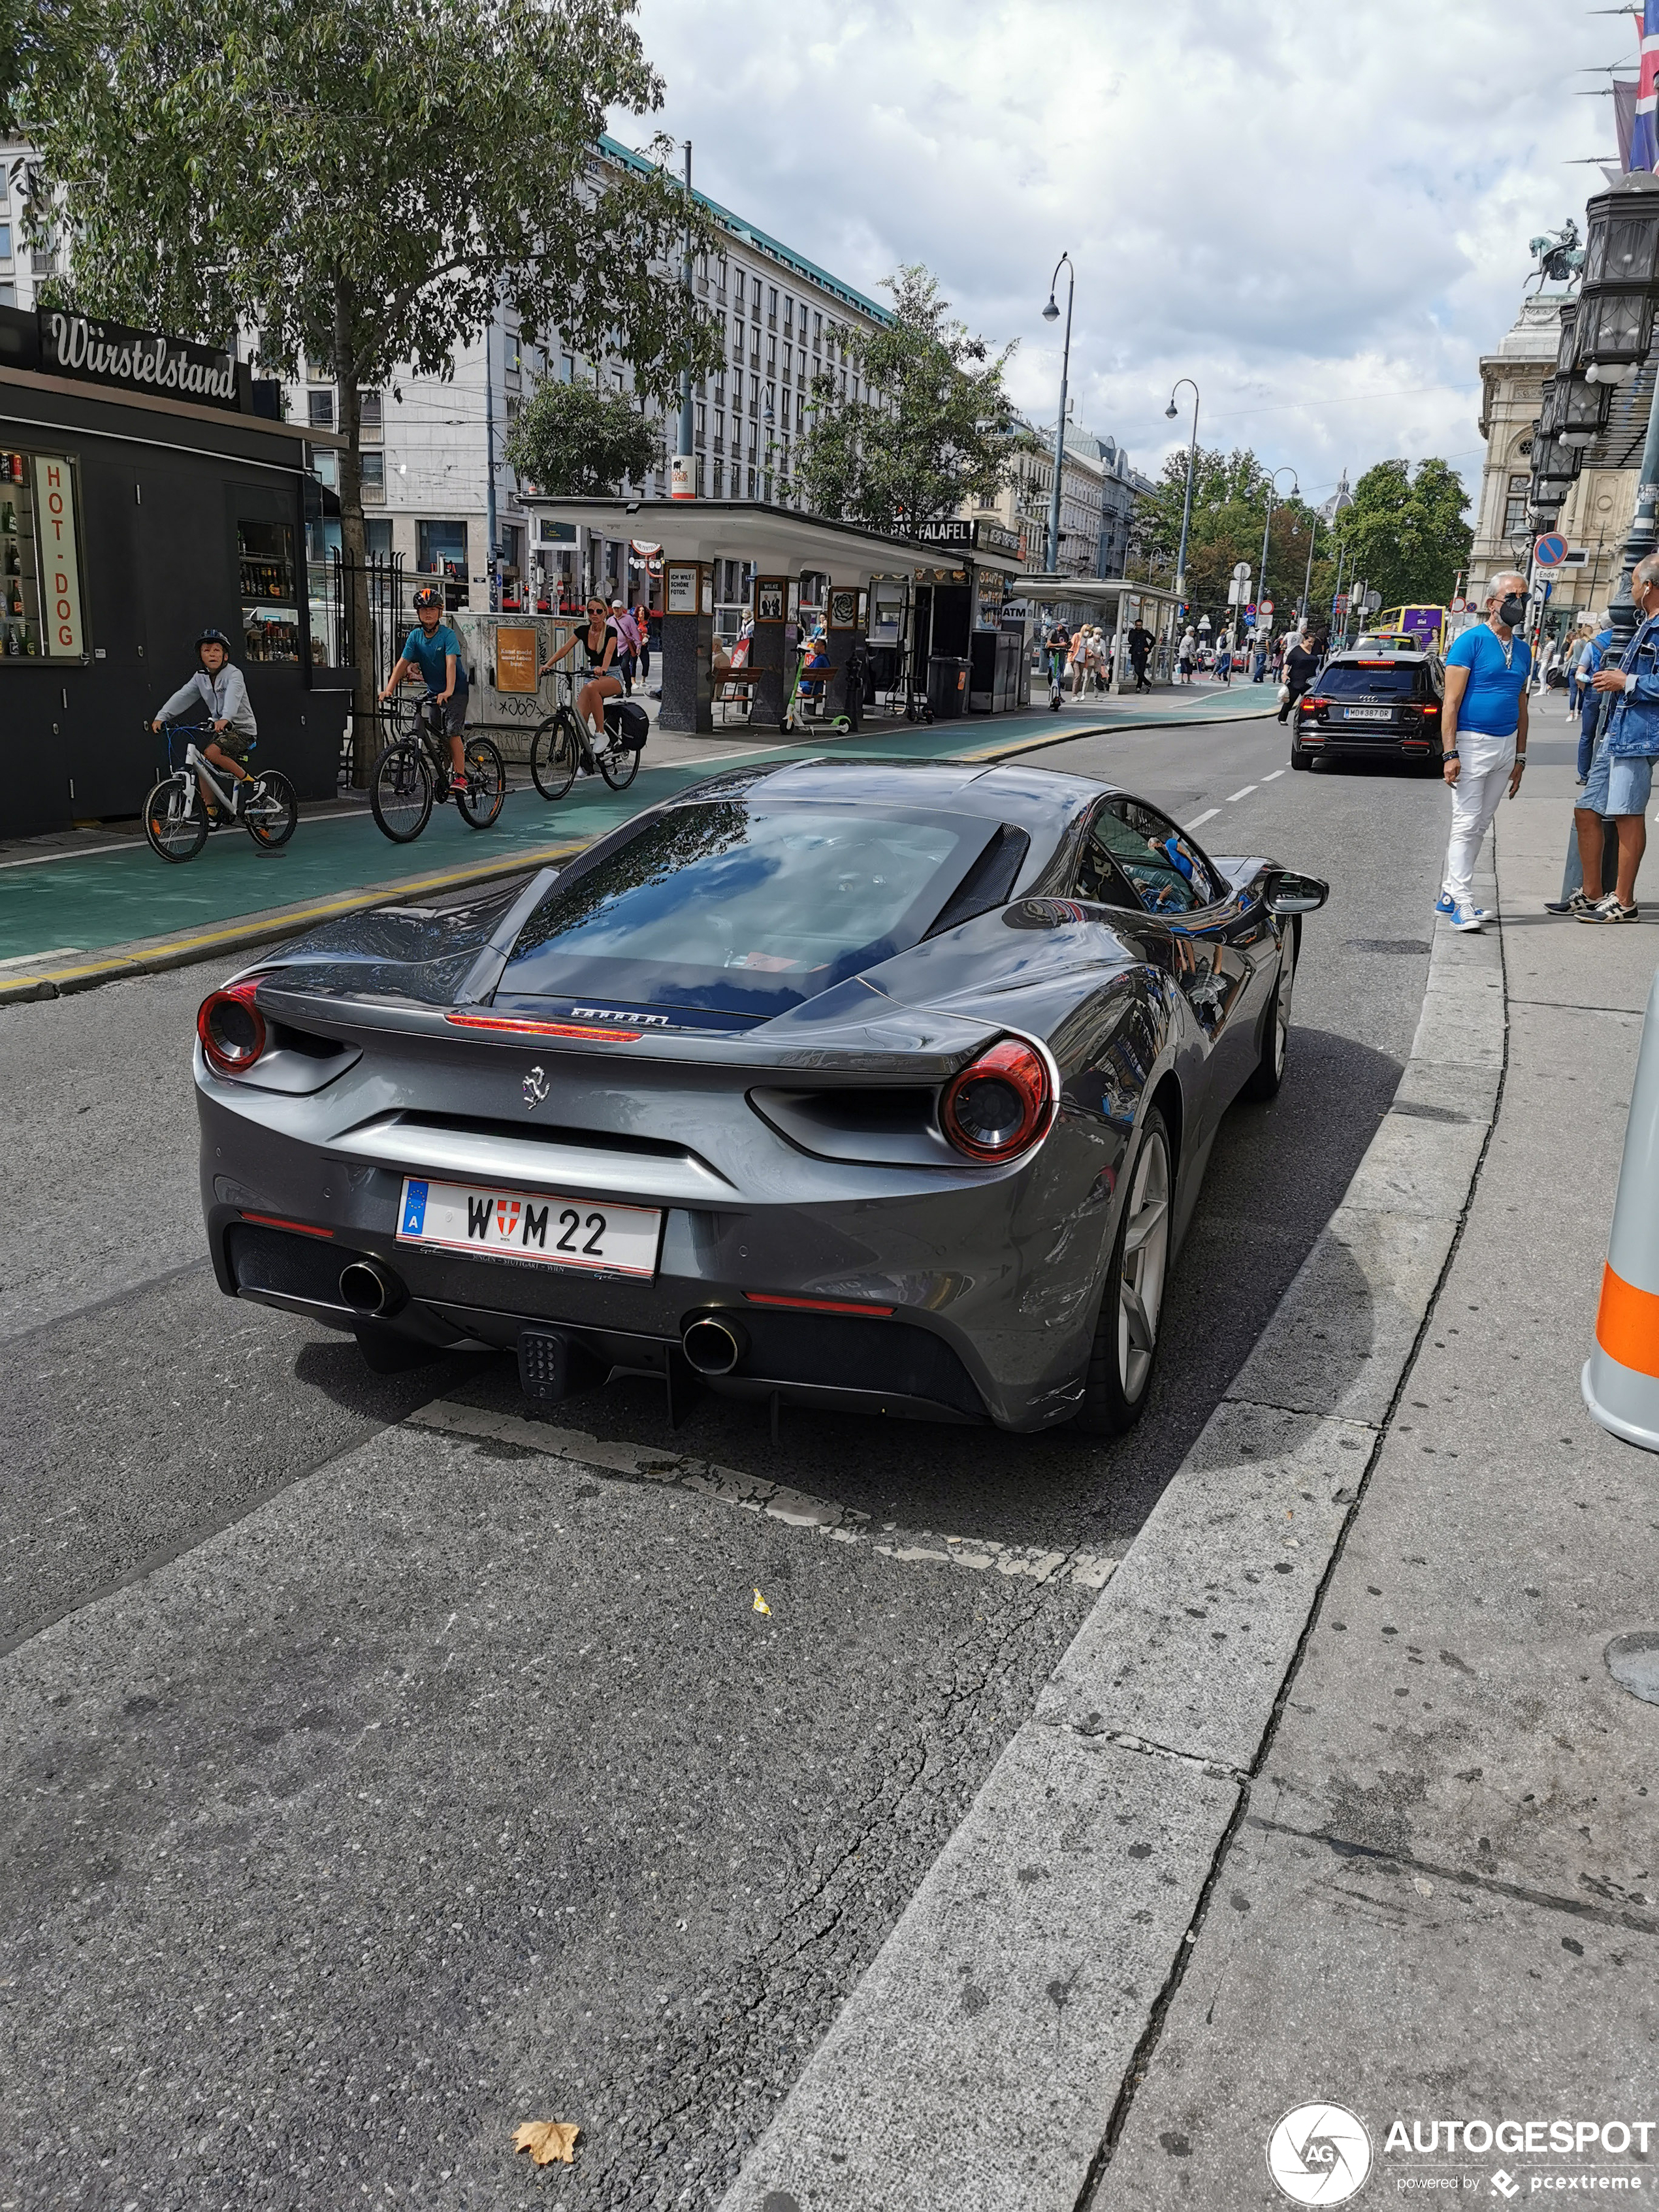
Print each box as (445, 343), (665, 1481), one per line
(1632, 0), (1659, 173)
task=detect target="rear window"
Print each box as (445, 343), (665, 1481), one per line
(1318, 664), (1423, 697)
(499, 800), (995, 1021)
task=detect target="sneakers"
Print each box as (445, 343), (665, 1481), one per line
(1579, 893), (1640, 923)
(1438, 891), (1489, 922)
(448, 771), (469, 795)
(1451, 899), (1485, 933)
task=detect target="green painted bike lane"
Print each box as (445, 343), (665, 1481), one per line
(0, 688), (1272, 993)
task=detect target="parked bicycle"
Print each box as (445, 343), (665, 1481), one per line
(143, 722), (298, 863)
(370, 689), (506, 843)
(528, 670), (645, 800)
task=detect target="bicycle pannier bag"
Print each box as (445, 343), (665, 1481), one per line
(604, 697), (651, 751)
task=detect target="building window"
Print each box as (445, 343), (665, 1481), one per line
(310, 448), (338, 489)
(360, 452), (385, 501)
(31, 244), (56, 277)
(365, 518), (394, 556)
(767, 285), (778, 328)
(0, 282), (14, 306)
(813, 311), (822, 350)
(561, 353), (575, 384)
(417, 518), (468, 576)
(308, 387), (335, 429)
(0, 225), (10, 261)
(784, 294), (794, 335)
(733, 269), (745, 308)
(358, 389), (383, 442)
(767, 332), (777, 371)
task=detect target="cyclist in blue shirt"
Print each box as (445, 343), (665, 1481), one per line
(379, 585), (469, 793)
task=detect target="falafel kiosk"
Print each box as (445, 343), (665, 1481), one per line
(0, 304), (347, 838)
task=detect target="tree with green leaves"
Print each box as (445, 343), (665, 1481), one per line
(505, 379), (660, 500)
(797, 265), (1016, 532)
(18, 0), (720, 771)
(1331, 458), (1472, 614)
(1129, 444), (1332, 636)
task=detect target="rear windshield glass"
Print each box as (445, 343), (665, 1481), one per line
(500, 801), (992, 1021)
(1319, 664), (1421, 697)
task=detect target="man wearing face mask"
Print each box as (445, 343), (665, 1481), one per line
(1436, 572), (1532, 933)
(1580, 549), (1659, 922)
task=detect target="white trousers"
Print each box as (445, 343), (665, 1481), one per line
(1441, 726), (1515, 903)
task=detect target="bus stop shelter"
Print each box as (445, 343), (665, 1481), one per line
(519, 496), (1044, 732)
(1014, 576), (1185, 690)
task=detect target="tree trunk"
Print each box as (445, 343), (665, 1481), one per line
(332, 275), (374, 788)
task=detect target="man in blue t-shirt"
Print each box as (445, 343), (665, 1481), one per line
(1438, 573), (1531, 932)
(378, 584), (470, 793)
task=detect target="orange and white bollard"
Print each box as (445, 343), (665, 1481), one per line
(1585, 967), (1659, 1449)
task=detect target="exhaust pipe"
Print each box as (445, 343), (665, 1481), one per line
(681, 1313), (748, 1376)
(340, 1259), (399, 1316)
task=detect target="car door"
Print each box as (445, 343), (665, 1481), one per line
(1076, 797), (1272, 1117)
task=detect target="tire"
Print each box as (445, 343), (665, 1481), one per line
(1290, 736), (1311, 769)
(457, 735), (506, 828)
(530, 713), (578, 801)
(598, 731), (639, 791)
(1242, 933), (1296, 1102)
(144, 773), (207, 863)
(1074, 1106), (1173, 1436)
(370, 741), (434, 843)
(243, 768), (297, 848)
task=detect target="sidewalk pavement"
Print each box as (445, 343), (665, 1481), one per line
(717, 720), (1659, 2210)
(0, 684), (1270, 1003)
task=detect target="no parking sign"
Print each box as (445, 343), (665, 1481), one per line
(1534, 532), (1568, 568)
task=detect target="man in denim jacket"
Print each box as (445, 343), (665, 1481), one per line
(1581, 551), (1659, 923)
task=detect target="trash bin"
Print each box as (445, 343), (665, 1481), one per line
(927, 654), (969, 720)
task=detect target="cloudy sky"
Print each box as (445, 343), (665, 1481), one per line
(616, 0), (1626, 507)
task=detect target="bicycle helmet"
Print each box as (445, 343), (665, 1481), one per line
(412, 585), (443, 613)
(196, 628), (233, 660)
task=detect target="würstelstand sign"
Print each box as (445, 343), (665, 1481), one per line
(39, 310), (241, 411)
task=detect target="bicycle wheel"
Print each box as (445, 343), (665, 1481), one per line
(530, 713), (579, 801)
(144, 773), (208, 863)
(457, 735), (506, 829)
(370, 741), (434, 843)
(598, 731), (639, 791)
(243, 769), (298, 849)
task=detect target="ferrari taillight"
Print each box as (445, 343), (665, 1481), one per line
(198, 978), (268, 1076)
(941, 1038), (1053, 1162)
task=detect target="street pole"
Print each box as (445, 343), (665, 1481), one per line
(1042, 253), (1074, 573)
(483, 303), (498, 613)
(1300, 513), (1318, 622)
(1166, 378), (1200, 607)
(1257, 467), (1298, 651)
(677, 141), (696, 485)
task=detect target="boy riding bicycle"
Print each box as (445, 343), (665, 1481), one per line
(379, 585), (470, 793)
(150, 629), (258, 824)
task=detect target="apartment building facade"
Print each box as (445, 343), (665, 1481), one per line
(967, 416), (1150, 579)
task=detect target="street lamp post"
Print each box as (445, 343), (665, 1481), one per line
(673, 140), (696, 498)
(1042, 253), (1074, 574)
(1258, 466), (1298, 647)
(1300, 513), (1319, 622)
(1165, 379), (1200, 609)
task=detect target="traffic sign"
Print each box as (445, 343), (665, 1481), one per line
(1260, 598), (1274, 618)
(1534, 532), (1568, 568)
(1232, 560), (1251, 580)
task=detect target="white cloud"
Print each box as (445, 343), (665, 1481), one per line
(619, 0), (1621, 501)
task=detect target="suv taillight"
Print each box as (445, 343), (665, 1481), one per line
(198, 978), (268, 1076)
(942, 1038), (1054, 1162)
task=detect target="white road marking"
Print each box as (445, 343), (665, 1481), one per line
(1225, 784), (1257, 802)
(1185, 808), (1219, 829)
(1263, 767), (1286, 782)
(408, 1398), (1116, 1590)
(0, 944), (84, 969)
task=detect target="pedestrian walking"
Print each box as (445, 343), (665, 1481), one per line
(1277, 631), (1320, 724)
(1579, 552), (1659, 923)
(633, 601), (652, 686)
(1127, 617), (1153, 693)
(1436, 572), (1530, 933)
(610, 600), (640, 694)
(1214, 639), (1233, 685)
(1251, 636), (1267, 682)
(1067, 626), (1089, 696)
(1177, 628), (1197, 684)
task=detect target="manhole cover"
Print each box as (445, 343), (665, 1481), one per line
(1605, 1631), (1659, 1705)
(1344, 938), (1432, 955)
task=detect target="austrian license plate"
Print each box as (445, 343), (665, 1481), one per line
(396, 1177), (662, 1277)
(1342, 707), (1393, 721)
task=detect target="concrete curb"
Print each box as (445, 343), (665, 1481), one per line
(0, 699), (1271, 1009)
(715, 861), (1508, 2212)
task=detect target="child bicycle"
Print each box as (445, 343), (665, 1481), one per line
(370, 688), (506, 843)
(143, 722), (298, 863)
(528, 669), (645, 800)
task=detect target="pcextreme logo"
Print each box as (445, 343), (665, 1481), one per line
(1266, 2107), (1658, 2204)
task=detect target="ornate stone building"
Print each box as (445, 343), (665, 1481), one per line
(1474, 290), (1635, 629)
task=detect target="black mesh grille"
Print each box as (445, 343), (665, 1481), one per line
(730, 1306), (985, 1417)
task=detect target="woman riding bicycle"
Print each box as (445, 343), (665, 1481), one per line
(540, 596), (622, 737)
(379, 585), (470, 793)
(152, 629), (258, 824)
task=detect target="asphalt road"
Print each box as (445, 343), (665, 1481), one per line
(0, 714), (1452, 2211)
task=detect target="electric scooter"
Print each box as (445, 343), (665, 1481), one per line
(781, 641), (866, 736)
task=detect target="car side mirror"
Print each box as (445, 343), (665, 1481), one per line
(1263, 868), (1329, 916)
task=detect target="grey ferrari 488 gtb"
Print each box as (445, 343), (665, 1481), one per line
(196, 758), (1325, 1435)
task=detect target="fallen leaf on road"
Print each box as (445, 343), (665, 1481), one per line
(752, 1587), (771, 1614)
(514, 2120), (581, 2166)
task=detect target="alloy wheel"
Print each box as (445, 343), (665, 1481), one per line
(1118, 1127), (1171, 1403)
